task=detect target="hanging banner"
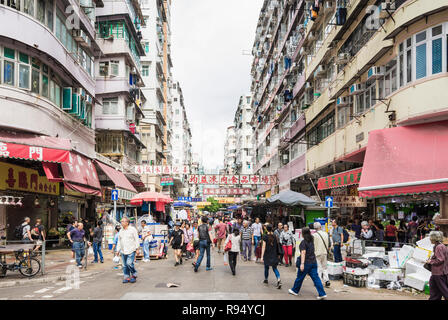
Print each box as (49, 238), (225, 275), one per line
(187, 175), (277, 185)
(203, 188), (252, 195)
(317, 168), (362, 190)
(134, 165), (190, 175)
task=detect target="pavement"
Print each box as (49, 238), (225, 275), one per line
(0, 246), (429, 300)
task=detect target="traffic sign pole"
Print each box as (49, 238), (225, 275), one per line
(114, 200), (117, 221)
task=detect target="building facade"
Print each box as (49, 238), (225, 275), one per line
(223, 126), (236, 174)
(233, 95), (254, 176)
(250, 0), (448, 231)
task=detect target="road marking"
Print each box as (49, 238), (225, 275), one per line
(53, 281), (84, 294)
(34, 287), (54, 294)
(42, 295), (53, 298)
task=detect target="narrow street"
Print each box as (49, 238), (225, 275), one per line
(0, 248), (426, 300)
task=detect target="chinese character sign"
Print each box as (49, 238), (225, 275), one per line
(186, 175), (277, 185)
(203, 188), (252, 195)
(317, 168), (362, 190)
(134, 165), (192, 175)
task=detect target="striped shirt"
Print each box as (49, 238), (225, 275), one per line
(240, 226), (253, 240)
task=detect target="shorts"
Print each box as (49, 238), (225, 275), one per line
(35, 240), (43, 246)
(172, 242), (182, 250)
(193, 240), (200, 251)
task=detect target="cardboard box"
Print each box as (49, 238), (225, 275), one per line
(404, 273), (430, 291)
(154, 224), (168, 236)
(327, 261), (344, 275)
(373, 268), (403, 282)
(412, 247), (432, 263)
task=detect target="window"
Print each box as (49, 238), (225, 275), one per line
(337, 105), (351, 128)
(22, 0), (34, 16)
(142, 65), (149, 76)
(174, 98), (178, 102)
(306, 112), (335, 147)
(99, 61), (109, 76)
(175, 109), (179, 115)
(110, 60), (119, 76)
(103, 98), (119, 114)
(37, 0), (46, 24)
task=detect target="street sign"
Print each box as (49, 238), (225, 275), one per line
(111, 189), (119, 201)
(325, 196), (333, 208)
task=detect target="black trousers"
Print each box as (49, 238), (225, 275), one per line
(429, 274), (448, 300)
(228, 251), (238, 274)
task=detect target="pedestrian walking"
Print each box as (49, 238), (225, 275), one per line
(140, 220), (152, 262)
(183, 222), (193, 259)
(31, 218), (45, 253)
(426, 231), (448, 300)
(67, 222), (91, 268)
(116, 217), (140, 283)
(261, 224), (282, 289)
(280, 224), (295, 267)
(407, 216), (419, 244)
(331, 219), (344, 263)
(67, 220), (78, 262)
(252, 217), (262, 261)
(191, 221), (200, 266)
(313, 222), (331, 288)
(19, 217), (33, 243)
(274, 222), (284, 265)
(289, 227), (327, 299)
(194, 216), (213, 272)
(169, 222), (184, 266)
(214, 218), (228, 253)
(225, 228), (241, 276)
(240, 220), (253, 261)
(92, 220), (104, 263)
(397, 220), (407, 245)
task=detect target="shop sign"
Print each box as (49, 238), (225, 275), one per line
(161, 177), (174, 186)
(187, 175), (277, 185)
(333, 195), (367, 207)
(0, 162), (59, 196)
(203, 188), (251, 195)
(217, 198), (236, 204)
(317, 168), (362, 190)
(134, 165), (190, 175)
(118, 189), (136, 201)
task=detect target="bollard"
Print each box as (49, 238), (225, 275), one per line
(41, 240), (46, 275)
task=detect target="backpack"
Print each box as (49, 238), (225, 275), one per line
(14, 224), (25, 240)
(342, 228), (350, 243)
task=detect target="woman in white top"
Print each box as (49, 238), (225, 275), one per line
(225, 229), (241, 276)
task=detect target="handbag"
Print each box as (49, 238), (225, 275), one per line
(224, 238), (232, 252)
(186, 242), (194, 253)
(423, 262), (432, 272)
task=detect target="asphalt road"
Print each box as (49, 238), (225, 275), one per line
(0, 247), (427, 300)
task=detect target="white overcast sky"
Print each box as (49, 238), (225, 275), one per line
(171, 0), (263, 171)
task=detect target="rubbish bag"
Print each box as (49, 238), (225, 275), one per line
(113, 256), (120, 264)
(88, 246), (94, 255)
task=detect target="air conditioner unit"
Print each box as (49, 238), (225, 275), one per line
(324, 1), (334, 12)
(379, 1), (396, 19)
(72, 29), (86, 42)
(303, 94), (311, 108)
(336, 52), (350, 64)
(314, 65), (327, 78)
(305, 82), (313, 91)
(336, 96), (351, 106)
(131, 67), (137, 74)
(308, 31), (315, 41)
(349, 83), (366, 95)
(86, 95), (93, 104)
(367, 66), (386, 80)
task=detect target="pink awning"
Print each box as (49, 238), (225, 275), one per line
(94, 160), (137, 193)
(130, 191), (173, 206)
(359, 121), (448, 198)
(42, 162), (63, 182)
(61, 152), (101, 196)
(0, 131), (71, 163)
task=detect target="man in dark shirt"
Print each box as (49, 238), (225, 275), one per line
(169, 222), (184, 266)
(67, 223), (90, 268)
(194, 216), (213, 272)
(92, 220), (104, 263)
(31, 218), (45, 253)
(349, 219), (362, 239)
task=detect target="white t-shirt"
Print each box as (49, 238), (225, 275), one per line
(22, 223), (30, 239)
(252, 222), (262, 237)
(141, 225), (151, 242)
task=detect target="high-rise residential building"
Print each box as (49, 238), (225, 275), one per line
(223, 126), (236, 174)
(171, 81), (193, 196)
(233, 95), (254, 176)
(250, 0), (448, 231)
(94, 0), (146, 186)
(138, 0), (174, 195)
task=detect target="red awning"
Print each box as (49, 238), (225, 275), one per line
(61, 152), (101, 196)
(0, 131), (71, 163)
(358, 121), (448, 198)
(318, 167), (362, 190)
(94, 160), (137, 193)
(42, 162), (63, 182)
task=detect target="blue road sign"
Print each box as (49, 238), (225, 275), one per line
(325, 196), (333, 208)
(111, 189), (119, 201)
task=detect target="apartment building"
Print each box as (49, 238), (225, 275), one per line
(94, 0), (146, 187)
(250, 0), (448, 231)
(223, 126), (237, 174)
(234, 95), (254, 176)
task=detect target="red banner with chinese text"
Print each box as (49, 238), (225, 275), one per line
(317, 168), (362, 190)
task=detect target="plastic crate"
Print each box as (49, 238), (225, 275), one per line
(329, 274), (342, 280)
(343, 272), (367, 287)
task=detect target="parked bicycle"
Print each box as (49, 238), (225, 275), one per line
(0, 249), (41, 278)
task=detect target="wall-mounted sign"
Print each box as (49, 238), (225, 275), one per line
(188, 175), (277, 185)
(333, 195), (367, 207)
(317, 168), (362, 190)
(203, 188), (251, 195)
(161, 177), (174, 186)
(0, 162), (59, 196)
(134, 165), (190, 175)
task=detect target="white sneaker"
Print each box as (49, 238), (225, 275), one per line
(316, 295), (327, 300)
(288, 289), (298, 296)
(70, 259), (75, 263)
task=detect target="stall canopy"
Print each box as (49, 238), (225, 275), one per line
(61, 152), (102, 196)
(94, 160), (137, 193)
(130, 191), (173, 206)
(359, 121), (448, 198)
(0, 131), (71, 163)
(267, 190), (316, 206)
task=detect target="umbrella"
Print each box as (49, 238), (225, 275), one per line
(267, 190), (316, 206)
(173, 202), (192, 207)
(130, 191), (173, 206)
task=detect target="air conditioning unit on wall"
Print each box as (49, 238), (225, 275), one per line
(337, 96), (351, 106)
(367, 66), (385, 80)
(349, 83), (366, 95)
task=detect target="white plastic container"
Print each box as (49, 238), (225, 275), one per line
(327, 261), (344, 275)
(412, 247), (432, 263)
(373, 268), (403, 282)
(404, 273), (429, 291)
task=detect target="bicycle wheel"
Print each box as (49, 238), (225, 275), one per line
(18, 257), (41, 277)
